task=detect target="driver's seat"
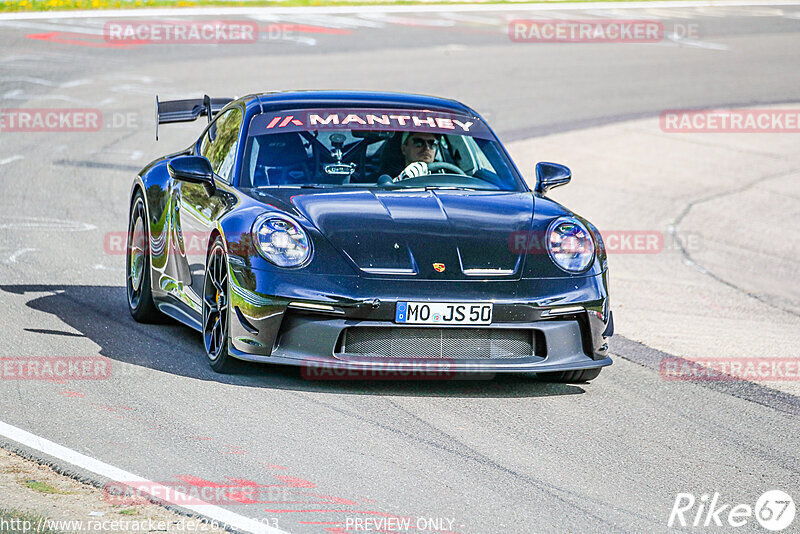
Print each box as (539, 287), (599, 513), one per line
(251, 133), (309, 186)
(376, 132), (405, 178)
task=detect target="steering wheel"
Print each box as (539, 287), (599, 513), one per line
(427, 161), (466, 175)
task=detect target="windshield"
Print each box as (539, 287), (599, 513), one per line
(241, 108), (525, 191)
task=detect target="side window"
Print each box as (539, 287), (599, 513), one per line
(200, 107), (242, 184)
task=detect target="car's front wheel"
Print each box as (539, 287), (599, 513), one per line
(126, 191), (161, 322)
(202, 236), (237, 373)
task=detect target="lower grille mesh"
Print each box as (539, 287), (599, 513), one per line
(340, 327), (534, 359)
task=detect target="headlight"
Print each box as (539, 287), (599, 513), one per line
(252, 214), (311, 267)
(547, 218), (595, 273)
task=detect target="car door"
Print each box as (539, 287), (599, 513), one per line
(175, 106), (243, 312)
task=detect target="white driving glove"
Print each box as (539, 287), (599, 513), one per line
(393, 161), (429, 182)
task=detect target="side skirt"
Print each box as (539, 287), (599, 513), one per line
(156, 299), (202, 332)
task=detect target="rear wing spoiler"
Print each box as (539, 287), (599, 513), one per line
(155, 94), (234, 140)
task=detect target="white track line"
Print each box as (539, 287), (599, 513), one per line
(665, 31), (730, 48)
(0, 420), (289, 534)
(0, 20), (107, 33)
(4, 247), (37, 263)
(0, 76), (89, 88)
(1, 1), (800, 20)
(0, 155), (24, 165)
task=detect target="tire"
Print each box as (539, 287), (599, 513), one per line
(202, 236), (238, 373)
(535, 368), (602, 383)
(126, 191), (161, 322)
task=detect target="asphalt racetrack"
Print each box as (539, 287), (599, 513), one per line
(0, 3), (799, 533)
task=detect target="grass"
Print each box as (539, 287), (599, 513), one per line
(22, 479), (72, 495)
(0, 509), (64, 533)
(118, 508), (138, 515)
(0, 0), (710, 14)
(3, 465), (27, 474)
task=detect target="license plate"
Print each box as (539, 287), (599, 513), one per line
(395, 302), (493, 325)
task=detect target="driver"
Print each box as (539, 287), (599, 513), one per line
(393, 132), (440, 182)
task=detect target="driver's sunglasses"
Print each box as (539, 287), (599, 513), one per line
(411, 137), (439, 150)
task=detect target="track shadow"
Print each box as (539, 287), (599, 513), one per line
(0, 284), (588, 398)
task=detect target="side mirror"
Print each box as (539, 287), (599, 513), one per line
(534, 162), (571, 194)
(168, 155), (216, 195)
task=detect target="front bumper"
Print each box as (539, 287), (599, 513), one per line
(226, 267), (613, 373)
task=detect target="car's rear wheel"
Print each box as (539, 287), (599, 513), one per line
(536, 368), (602, 383)
(126, 191), (161, 322)
(202, 237), (237, 373)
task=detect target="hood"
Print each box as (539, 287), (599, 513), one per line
(276, 188), (535, 280)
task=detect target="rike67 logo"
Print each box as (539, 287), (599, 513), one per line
(669, 490), (795, 531)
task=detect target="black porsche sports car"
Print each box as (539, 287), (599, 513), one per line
(127, 91), (612, 380)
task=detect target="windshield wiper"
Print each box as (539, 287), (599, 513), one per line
(257, 184), (333, 189)
(424, 186), (480, 191)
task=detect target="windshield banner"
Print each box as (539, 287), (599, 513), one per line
(249, 108), (493, 139)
